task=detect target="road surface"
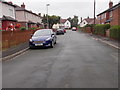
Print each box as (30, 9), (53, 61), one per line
(3, 30), (118, 88)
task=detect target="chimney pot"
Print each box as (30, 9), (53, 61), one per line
(21, 3), (25, 8)
(8, 1), (13, 4)
(109, 1), (113, 8)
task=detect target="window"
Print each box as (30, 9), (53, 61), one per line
(110, 11), (112, 17)
(97, 16), (100, 20)
(9, 9), (13, 17)
(101, 14), (104, 19)
(104, 13), (106, 18)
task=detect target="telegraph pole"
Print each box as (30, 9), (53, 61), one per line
(94, 0), (96, 25)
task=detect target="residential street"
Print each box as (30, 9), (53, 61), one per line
(3, 30), (118, 88)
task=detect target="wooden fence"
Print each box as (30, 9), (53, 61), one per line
(2, 30), (37, 50)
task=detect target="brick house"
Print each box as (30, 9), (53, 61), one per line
(97, 1), (120, 26)
(15, 3), (42, 28)
(0, 0), (17, 30)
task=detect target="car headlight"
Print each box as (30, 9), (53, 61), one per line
(46, 37), (51, 41)
(30, 39), (33, 42)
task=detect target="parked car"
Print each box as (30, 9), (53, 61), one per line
(63, 29), (66, 33)
(29, 29), (57, 48)
(56, 29), (65, 35)
(72, 27), (77, 31)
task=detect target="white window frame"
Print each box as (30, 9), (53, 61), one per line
(110, 11), (112, 17)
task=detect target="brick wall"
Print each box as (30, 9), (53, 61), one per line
(2, 30), (36, 49)
(110, 7), (119, 26)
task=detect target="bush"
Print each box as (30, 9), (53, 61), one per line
(20, 27), (27, 31)
(84, 24), (95, 28)
(110, 25), (120, 40)
(94, 24), (110, 36)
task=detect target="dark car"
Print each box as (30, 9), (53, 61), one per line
(56, 29), (64, 35)
(29, 29), (57, 48)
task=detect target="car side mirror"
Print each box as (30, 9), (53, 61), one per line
(31, 34), (33, 37)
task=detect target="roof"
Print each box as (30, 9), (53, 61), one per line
(60, 19), (67, 23)
(15, 6), (42, 17)
(97, 3), (120, 16)
(2, 15), (17, 21)
(84, 18), (94, 23)
(28, 21), (36, 24)
(1, 1), (16, 7)
(89, 19), (99, 24)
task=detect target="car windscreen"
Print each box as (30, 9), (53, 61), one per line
(33, 30), (52, 37)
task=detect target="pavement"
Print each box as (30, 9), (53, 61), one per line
(3, 30), (118, 88)
(2, 42), (29, 61)
(78, 30), (120, 50)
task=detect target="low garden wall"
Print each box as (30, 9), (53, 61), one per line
(2, 30), (37, 50)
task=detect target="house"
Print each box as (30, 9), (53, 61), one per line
(59, 19), (71, 29)
(15, 3), (42, 28)
(97, 1), (120, 26)
(0, 0), (17, 30)
(79, 17), (94, 27)
(52, 23), (59, 29)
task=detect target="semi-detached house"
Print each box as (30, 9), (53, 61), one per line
(15, 3), (42, 28)
(97, 1), (120, 26)
(0, 0), (17, 30)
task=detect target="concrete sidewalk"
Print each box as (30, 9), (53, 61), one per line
(2, 42), (29, 61)
(91, 34), (120, 49)
(77, 30), (120, 49)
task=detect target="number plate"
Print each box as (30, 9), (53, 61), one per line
(35, 43), (43, 46)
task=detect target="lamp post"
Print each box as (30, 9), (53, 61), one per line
(46, 4), (50, 29)
(94, 0), (96, 25)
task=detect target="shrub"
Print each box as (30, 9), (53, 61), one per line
(20, 27), (27, 31)
(84, 24), (95, 28)
(94, 24), (110, 36)
(110, 25), (120, 40)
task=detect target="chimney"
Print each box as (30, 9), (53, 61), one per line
(38, 13), (41, 16)
(87, 16), (89, 19)
(109, 1), (113, 8)
(8, 1), (13, 4)
(81, 17), (82, 22)
(21, 3), (25, 8)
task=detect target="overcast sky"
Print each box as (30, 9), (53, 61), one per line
(6, 0), (119, 22)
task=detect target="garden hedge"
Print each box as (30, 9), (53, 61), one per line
(110, 25), (120, 40)
(94, 24), (110, 36)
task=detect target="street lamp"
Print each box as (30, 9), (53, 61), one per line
(46, 4), (50, 29)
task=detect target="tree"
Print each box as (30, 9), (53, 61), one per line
(67, 15), (79, 28)
(42, 14), (61, 29)
(42, 14), (47, 28)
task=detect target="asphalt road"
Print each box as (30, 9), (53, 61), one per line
(3, 30), (118, 88)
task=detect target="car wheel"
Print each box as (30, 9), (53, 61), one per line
(54, 40), (57, 44)
(29, 46), (34, 49)
(50, 41), (54, 48)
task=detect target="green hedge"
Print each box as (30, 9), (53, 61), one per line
(20, 27), (27, 31)
(110, 25), (120, 40)
(94, 24), (110, 35)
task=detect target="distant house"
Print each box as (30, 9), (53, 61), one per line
(59, 19), (71, 29)
(15, 3), (42, 28)
(97, 1), (120, 26)
(52, 23), (59, 29)
(0, 0), (17, 30)
(79, 17), (94, 27)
